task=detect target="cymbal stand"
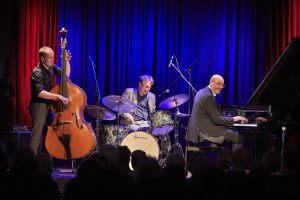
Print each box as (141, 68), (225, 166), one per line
(172, 106), (184, 155)
(164, 98), (184, 157)
(116, 112), (121, 146)
(160, 106), (184, 168)
(116, 98), (123, 146)
(94, 100), (101, 152)
(159, 102), (184, 167)
(89, 56), (101, 152)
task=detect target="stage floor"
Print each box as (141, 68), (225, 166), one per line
(52, 167), (77, 195)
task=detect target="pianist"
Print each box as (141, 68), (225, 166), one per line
(185, 74), (248, 150)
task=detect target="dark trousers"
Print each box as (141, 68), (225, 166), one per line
(198, 129), (243, 151)
(224, 129), (243, 150)
(28, 102), (49, 155)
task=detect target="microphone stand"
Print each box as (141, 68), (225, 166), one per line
(170, 56), (197, 169)
(171, 56), (197, 95)
(159, 75), (181, 98)
(280, 126), (286, 174)
(185, 59), (198, 115)
(169, 75), (182, 91)
(89, 56), (101, 152)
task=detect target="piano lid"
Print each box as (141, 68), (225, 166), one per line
(248, 37), (300, 106)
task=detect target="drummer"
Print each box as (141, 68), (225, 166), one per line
(120, 74), (156, 132)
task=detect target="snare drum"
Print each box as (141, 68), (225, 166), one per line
(120, 131), (160, 169)
(151, 110), (174, 136)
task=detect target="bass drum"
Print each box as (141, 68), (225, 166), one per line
(120, 131), (160, 170)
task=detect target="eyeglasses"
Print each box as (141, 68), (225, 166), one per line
(140, 82), (152, 90)
(212, 80), (225, 88)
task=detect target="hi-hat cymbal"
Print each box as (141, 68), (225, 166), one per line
(84, 105), (116, 120)
(172, 111), (190, 117)
(159, 94), (189, 109)
(102, 95), (137, 113)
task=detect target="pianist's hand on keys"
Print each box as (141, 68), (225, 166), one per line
(254, 116), (268, 123)
(233, 116), (248, 124)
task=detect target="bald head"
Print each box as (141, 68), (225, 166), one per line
(210, 74), (224, 83)
(209, 74), (225, 94)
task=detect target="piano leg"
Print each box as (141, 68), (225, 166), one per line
(243, 136), (271, 162)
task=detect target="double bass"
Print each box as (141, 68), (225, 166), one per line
(45, 28), (96, 160)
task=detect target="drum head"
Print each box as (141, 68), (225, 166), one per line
(152, 125), (174, 136)
(151, 111), (174, 135)
(120, 131), (160, 170)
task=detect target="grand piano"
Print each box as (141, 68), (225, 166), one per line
(248, 37), (300, 135)
(221, 37), (300, 160)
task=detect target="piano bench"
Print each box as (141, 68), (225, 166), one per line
(185, 141), (224, 152)
(186, 145), (224, 152)
(185, 140), (224, 165)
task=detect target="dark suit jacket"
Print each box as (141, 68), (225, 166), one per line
(185, 86), (234, 143)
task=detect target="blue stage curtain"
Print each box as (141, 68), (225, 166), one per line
(58, 0), (268, 112)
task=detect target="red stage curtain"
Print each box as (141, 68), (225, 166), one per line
(265, 0), (300, 72)
(11, 0), (59, 128)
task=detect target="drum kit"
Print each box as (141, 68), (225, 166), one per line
(84, 93), (190, 162)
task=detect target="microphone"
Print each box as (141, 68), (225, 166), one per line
(159, 89), (169, 97)
(168, 55), (175, 68)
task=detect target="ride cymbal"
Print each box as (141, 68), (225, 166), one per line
(102, 95), (137, 113)
(84, 105), (116, 120)
(159, 94), (189, 109)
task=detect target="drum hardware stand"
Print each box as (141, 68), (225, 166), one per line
(79, 57), (101, 172)
(158, 134), (168, 168)
(115, 98), (125, 146)
(172, 106), (184, 155)
(150, 119), (167, 166)
(158, 134), (169, 155)
(116, 111), (122, 146)
(159, 106), (184, 167)
(89, 56), (101, 152)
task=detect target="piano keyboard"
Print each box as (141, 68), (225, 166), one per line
(233, 123), (258, 127)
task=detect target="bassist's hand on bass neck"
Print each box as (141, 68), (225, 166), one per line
(57, 94), (69, 105)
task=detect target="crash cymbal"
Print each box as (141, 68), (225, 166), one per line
(159, 94), (189, 109)
(172, 111), (190, 117)
(84, 105), (116, 120)
(102, 95), (137, 113)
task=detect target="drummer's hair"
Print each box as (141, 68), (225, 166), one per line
(140, 74), (154, 85)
